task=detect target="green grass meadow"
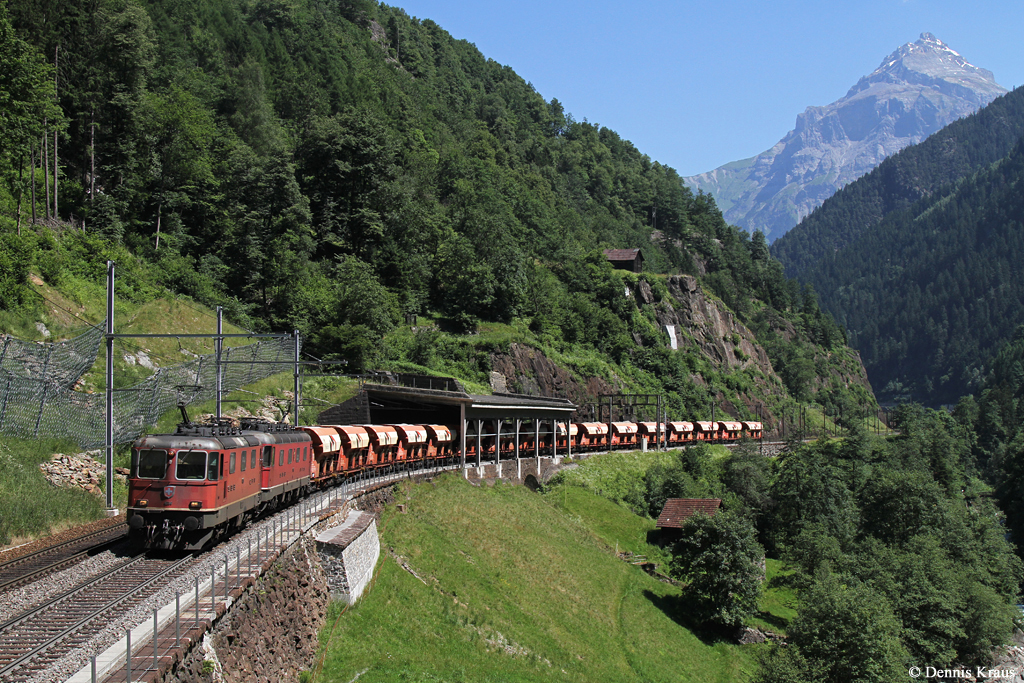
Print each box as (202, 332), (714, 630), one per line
(314, 475), (759, 683)
(0, 435), (120, 546)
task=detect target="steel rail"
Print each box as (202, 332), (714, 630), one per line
(0, 554), (193, 678)
(0, 554), (147, 635)
(0, 526), (128, 593)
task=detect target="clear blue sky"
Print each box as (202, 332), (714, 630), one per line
(392, 0), (1024, 177)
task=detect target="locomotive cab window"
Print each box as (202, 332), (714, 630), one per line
(176, 451), (209, 480)
(262, 446), (273, 467)
(251, 450), (257, 470)
(134, 449), (168, 479)
(240, 450), (247, 472)
(208, 453), (219, 481)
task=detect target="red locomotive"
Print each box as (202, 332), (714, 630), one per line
(127, 420), (313, 550)
(127, 418), (762, 550)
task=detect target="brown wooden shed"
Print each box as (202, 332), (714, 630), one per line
(603, 248), (644, 273)
(655, 498), (722, 531)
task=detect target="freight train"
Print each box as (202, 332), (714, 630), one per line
(126, 417), (762, 550)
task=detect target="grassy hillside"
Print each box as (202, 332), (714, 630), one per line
(314, 475), (759, 683)
(0, 434), (114, 547)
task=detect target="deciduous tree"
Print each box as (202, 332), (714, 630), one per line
(669, 510), (763, 630)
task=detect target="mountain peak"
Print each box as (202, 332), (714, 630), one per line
(685, 34), (1006, 241)
(853, 32), (1000, 98)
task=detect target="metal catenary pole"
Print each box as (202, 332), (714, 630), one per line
(216, 306), (223, 420)
(32, 344), (52, 437)
(293, 330), (300, 426)
(105, 260), (115, 512)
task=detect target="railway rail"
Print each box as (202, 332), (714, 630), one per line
(0, 553), (193, 681)
(0, 525), (128, 594)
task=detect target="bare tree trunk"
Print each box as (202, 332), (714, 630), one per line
(155, 201), (161, 250)
(53, 128), (58, 219)
(90, 109), (95, 218)
(42, 127), (50, 220)
(53, 46), (58, 220)
(17, 157), (23, 235)
(30, 145), (37, 225)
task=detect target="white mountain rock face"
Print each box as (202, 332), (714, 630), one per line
(684, 33), (1006, 241)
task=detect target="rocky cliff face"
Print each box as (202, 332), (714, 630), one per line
(655, 275), (774, 377)
(488, 274), (874, 424)
(685, 33), (1006, 241)
(489, 344), (619, 407)
(654, 275), (783, 422)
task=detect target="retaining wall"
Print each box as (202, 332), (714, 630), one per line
(316, 512), (380, 605)
(159, 537), (328, 683)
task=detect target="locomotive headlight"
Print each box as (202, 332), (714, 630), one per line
(189, 501), (203, 510)
(136, 499), (148, 507)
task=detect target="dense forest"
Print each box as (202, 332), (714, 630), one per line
(558, 407), (1022, 680)
(752, 411), (1021, 681)
(960, 325), (1024, 553)
(771, 86), (1024, 405)
(0, 0), (858, 419)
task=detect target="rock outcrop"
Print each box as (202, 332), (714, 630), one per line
(654, 275), (783, 422)
(489, 344), (618, 405)
(685, 33), (1006, 241)
(39, 451), (128, 495)
(656, 275), (774, 376)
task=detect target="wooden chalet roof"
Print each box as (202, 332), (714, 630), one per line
(655, 498), (722, 529)
(603, 248), (642, 262)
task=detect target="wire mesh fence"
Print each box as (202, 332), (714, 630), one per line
(0, 328), (296, 449)
(0, 324), (105, 390)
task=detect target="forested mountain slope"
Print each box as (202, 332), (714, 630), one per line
(772, 86), (1024, 405)
(773, 85), (1024, 277)
(0, 0), (867, 420)
(955, 325), (1024, 558)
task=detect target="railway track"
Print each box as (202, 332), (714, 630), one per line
(0, 553), (193, 681)
(0, 526), (128, 594)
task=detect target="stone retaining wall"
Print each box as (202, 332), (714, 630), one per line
(316, 512), (380, 605)
(153, 482), (394, 683)
(159, 537), (328, 683)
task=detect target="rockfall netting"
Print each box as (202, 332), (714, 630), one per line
(0, 324), (105, 389)
(0, 325), (296, 448)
